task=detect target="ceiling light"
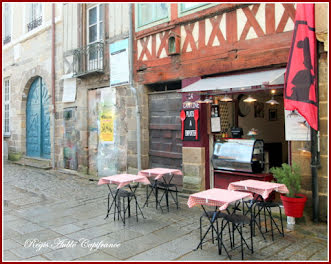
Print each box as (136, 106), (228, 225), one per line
(271, 89), (276, 94)
(266, 96), (279, 105)
(203, 97), (213, 103)
(220, 94), (233, 102)
(243, 95), (257, 103)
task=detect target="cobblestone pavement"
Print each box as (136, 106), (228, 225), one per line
(2, 162), (328, 261)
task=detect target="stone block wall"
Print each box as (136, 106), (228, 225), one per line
(316, 41), (328, 222)
(182, 147), (206, 193)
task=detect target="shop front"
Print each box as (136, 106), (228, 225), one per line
(180, 68), (288, 191)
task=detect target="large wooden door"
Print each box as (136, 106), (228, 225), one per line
(26, 77), (50, 159)
(148, 91), (182, 170)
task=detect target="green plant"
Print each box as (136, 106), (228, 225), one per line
(270, 163), (301, 198)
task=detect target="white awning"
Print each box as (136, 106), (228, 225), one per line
(180, 68), (286, 93)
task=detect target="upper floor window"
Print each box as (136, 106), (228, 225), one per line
(179, 3), (215, 17)
(88, 4), (104, 44)
(3, 3), (11, 45)
(3, 78), (11, 136)
(136, 3), (169, 31)
(27, 3), (43, 32)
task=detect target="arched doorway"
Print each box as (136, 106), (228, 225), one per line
(26, 77), (51, 159)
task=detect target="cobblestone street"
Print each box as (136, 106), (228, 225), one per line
(2, 162), (328, 261)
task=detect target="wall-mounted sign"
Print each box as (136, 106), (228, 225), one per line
(110, 38), (129, 86)
(285, 110), (311, 141)
(182, 109), (200, 141)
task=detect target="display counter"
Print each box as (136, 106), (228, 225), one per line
(214, 169), (273, 189)
(211, 138), (274, 198)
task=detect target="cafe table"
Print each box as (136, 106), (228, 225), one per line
(187, 188), (253, 258)
(228, 179), (289, 238)
(138, 168), (183, 212)
(98, 174), (150, 225)
(228, 179), (289, 200)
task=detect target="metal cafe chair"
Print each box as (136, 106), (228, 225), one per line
(254, 200), (285, 240)
(219, 212), (254, 260)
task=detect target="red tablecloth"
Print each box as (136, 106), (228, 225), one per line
(228, 179), (289, 200)
(98, 174), (150, 189)
(187, 188), (253, 211)
(138, 168), (183, 180)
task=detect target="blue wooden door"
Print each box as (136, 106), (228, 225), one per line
(26, 77), (51, 159)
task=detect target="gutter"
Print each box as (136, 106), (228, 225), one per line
(129, 4), (142, 171)
(51, 4), (56, 169)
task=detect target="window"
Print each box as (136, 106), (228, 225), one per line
(136, 3), (169, 30)
(87, 4), (104, 71)
(3, 3), (11, 45)
(179, 3), (216, 17)
(88, 4), (104, 44)
(27, 3), (42, 32)
(3, 78), (10, 136)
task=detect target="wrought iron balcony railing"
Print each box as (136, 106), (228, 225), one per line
(73, 42), (104, 77)
(27, 16), (43, 32)
(3, 35), (11, 45)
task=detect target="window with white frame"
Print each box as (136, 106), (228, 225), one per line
(3, 78), (10, 136)
(27, 3), (43, 32)
(179, 3), (215, 17)
(87, 4), (104, 70)
(136, 3), (169, 30)
(3, 3), (11, 45)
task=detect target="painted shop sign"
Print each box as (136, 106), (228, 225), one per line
(181, 109), (200, 141)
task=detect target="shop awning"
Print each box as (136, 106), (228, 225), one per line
(180, 68), (286, 93)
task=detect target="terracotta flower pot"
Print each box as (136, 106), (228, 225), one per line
(280, 193), (307, 218)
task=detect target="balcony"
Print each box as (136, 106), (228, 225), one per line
(27, 17), (42, 32)
(3, 35), (11, 45)
(73, 42), (104, 77)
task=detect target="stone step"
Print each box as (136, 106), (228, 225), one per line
(14, 156), (52, 170)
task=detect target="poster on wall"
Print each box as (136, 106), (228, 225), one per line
(110, 38), (129, 86)
(99, 110), (114, 142)
(62, 78), (76, 103)
(182, 109), (200, 141)
(285, 110), (311, 141)
(99, 88), (116, 144)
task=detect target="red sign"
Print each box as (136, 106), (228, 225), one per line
(284, 4), (318, 131)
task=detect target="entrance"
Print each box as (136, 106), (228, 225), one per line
(148, 91), (182, 170)
(26, 77), (51, 159)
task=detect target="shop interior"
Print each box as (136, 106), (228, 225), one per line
(201, 88), (288, 174)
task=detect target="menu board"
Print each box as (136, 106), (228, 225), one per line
(183, 109), (200, 141)
(285, 110), (311, 141)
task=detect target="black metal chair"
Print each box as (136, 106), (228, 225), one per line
(199, 211), (229, 249)
(254, 201), (284, 240)
(108, 184), (143, 225)
(219, 213), (254, 260)
(156, 181), (179, 212)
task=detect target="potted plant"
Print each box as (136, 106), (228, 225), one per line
(270, 163), (307, 218)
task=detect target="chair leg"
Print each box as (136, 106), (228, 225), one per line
(269, 208), (274, 240)
(240, 225), (244, 260)
(264, 207), (267, 233)
(279, 206), (284, 237)
(123, 197), (126, 225)
(166, 189), (169, 212)
(200, 216), (203, 249)
(175, 187), (179, 209)
(135, 196), (138, 222)
(128, 196), (131, 217)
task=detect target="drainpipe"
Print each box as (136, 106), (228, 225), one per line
(311, 41), (320, 223)
(51, 4), (56, 169)
(129, 4), (142, 172)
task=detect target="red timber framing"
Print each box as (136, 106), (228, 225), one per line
(133, 3), (296, 84)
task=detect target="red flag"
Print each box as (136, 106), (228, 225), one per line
(284, 4), (318, 130)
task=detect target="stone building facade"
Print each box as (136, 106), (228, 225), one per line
(3, 3), (63, 166)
